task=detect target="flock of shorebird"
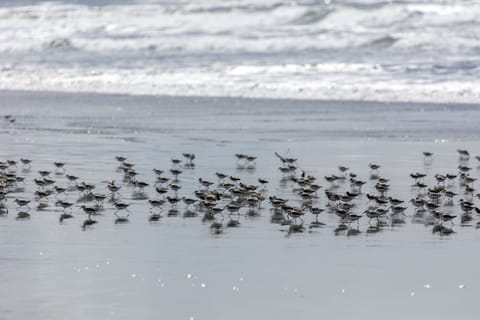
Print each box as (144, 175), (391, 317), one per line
(0, 149), (479, 236)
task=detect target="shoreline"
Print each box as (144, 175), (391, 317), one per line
(2, 88), (480, 144)
(0, 88), (478, 108)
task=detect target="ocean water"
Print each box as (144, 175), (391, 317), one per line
(0, 0), (479, 102)
(1, 91), (480, 319)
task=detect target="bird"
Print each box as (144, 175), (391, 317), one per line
(15, 199), (31, 209)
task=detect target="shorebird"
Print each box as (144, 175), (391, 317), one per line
(245, 155), (257, 168)
(388, 197), (404, 206)
(439, 212), (456, 225)
(66, 175), (79, 185)
(149, 199), (165, 213)
(115, 156), (127, 163)
(182, 153), (195, 166)
(15, 199), (30, 209)
(226, 204), (240, 215)
(364, 209), (381, 221)
(155, 176), (170, 185)
(458, 165), (471, 173)
(107, 182), (121, 193)
(182, 197), (197, 208)
(338, 165), (349, 174)
(390, 205), (407, 215)
(274, 152), (297, 164)
(134, 181), (149, 191)
(35, 190), (52, 201)
(423, 152), (433, 159)
(215, 172), (228, 182)
(235, 153), (247, 164)
(410, 172), (426, 184)
(346, 213), (362, 225)
(229, 176), (241, 183)
(170, 169), (182, 180)
(155, 186), (168, 197)
(54, 186), (67, 198)
(80, 205), (98, 216)
(309, 207), (324, 219)
(54, 162), (65, 173)
(93, 193), (107, 206)
(457, 149), (470, 160)
(199, 178), (214, 190)
(410, 197), (425, 211)
(169, 183), (181, 193)
(350, 178), (366, 193)
(122, 161), (135, 169)
(153, 168), (164, 176)
(166, 196), (181, 207)
(7, 160), (16, 168)
(20, 158), (31, 169)
(38, 170), (50, 177)
(55, 200), (74, 211)
(113, 201), (131, 213)
(171, 158), (182, 167)
(325, 175), (341, 188)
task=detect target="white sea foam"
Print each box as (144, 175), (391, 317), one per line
(0, 0), (479, 103)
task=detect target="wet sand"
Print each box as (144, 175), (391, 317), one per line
(0, 90), (480, 320)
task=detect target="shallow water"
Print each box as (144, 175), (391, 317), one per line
(1, 91), (480, 319)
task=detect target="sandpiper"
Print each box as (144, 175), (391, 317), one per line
(15, 199), (30, 209)
(274, 152), (297, 164)
(135, 181), (149, 191)
(155, 186), (168, 197)
(113, 201), (131, 213)
(170, 169), (182, 180)
(115, 156), (127, 163)
(215, 172), (228, 182)
(171, 158), (182, 168)
(66, 174), (79, 185)
(80, 205), (98, 216)
(169, 183), (181, 193)
(149, 199), (165, 213)
(440, 213), (456, 225)
(54, 162), (66, 174)
(182, 197), (197, 208)
(245, 155), (257, 168)
(369, 163), (380, 179)
(199, 178), (214, 190)
(235, 153), (247, 164)
(56, 200), (74, 211)
(20, 158), (32, 169)
(182, 153), (195, 167)
(258, 178), (269, 189)
(93, 193), (107, 206)
(457, 149), (470, 161)
(153, 168), (164, 176)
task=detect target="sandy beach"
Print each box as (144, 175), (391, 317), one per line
(1, 90), (480, 319)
